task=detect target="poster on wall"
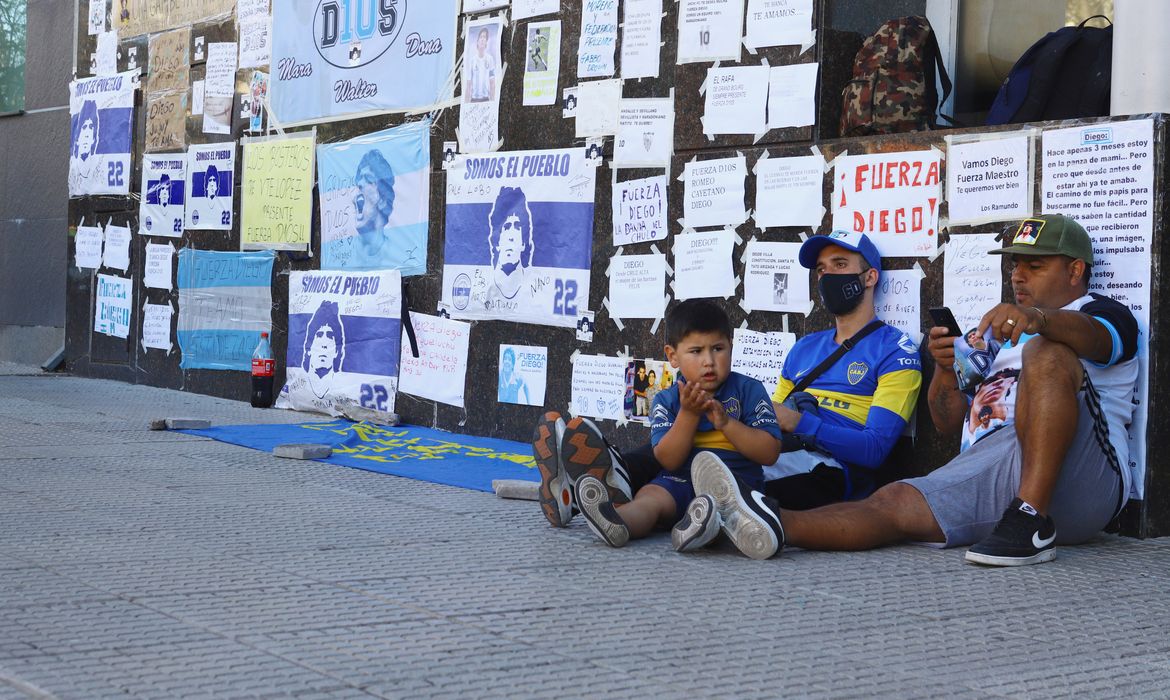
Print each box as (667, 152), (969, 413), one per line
(522, 21), (561, 106)
(238, 0), (272, 69)
(570, 353), (627, 422)
(622, 0), (663, 79)
(677, 0), (746, 64)
(945, 134), (1032, 226)
(831, 149), (942, 258)
(139, 154), (187, 238)
(185, 143), (236, 230)
(442, 147), (596, 328)
(317, 121), (430, 275)
(270, 0), (459, 126)
(578, 0), (618, 79)
(460, 16), (504, 153)
(397, 312), (471, 407)
(95, 274), (133, 338)
(241, 133), (316, 252)
(276, 269), (403, 417)
(497, 344), (547, 406)
(117, 0), (235, 38)
(624, 358), (675, 423)
(176, 249), (274, 370)
(68, 70), (137, 198)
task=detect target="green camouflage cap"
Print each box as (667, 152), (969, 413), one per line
(989, 214), (1095, 265)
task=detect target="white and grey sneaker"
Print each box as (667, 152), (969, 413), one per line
(532, 411), (573, 527)
(691, 452), (784, 560)
(560, 416), (633, 504)
(672, 494), (722, 552)
(575, 475), (630, 548)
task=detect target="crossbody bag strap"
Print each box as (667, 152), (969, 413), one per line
(792, 320), (884, 394)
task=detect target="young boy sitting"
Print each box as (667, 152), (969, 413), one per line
(532, 299), (786, 559)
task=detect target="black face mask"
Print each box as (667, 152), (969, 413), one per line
(818, 272), (867, 316)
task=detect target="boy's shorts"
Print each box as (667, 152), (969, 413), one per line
(647, 465), (765, 524)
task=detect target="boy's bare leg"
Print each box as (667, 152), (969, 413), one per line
(781, 482), (945, 550)
(616, 485), (678, 539)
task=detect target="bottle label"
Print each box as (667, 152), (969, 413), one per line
(252, 358), (274, 377)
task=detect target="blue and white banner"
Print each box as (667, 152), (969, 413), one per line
(442, 147), (596, 328)
(270, 0), (459, 126)
(68, 70), (137, 197)
(276, 269), (403, 418)
(185, 143), (236, 230)
(176, 249), (274, 370)
(140, 154), (187, 238)
(317, 121), (430, 275)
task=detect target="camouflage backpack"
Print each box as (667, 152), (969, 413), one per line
(840, 16), (952, 136)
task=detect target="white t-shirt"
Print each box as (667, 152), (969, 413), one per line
(961, 293), (1140, 497)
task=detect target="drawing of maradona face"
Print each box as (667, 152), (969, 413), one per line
(73, 100), (99, 160)
(205, 165), (220, 199)
(487, 186), (534, 301)
(157, 174), (171, 207)
(303, 301), (346, 399)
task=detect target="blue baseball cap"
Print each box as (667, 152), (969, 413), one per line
(798, 231), (882, 274)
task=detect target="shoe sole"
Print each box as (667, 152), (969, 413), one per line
(691, 453), (778, 561)
(532, 412), (571, 528)
(576, 475), (629, 547)
(561, 417), (630, 505)
(672, 495), (721, 552)
(964, 548), (1057, 567)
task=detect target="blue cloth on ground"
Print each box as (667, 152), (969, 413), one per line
(180, 420), (538, 493)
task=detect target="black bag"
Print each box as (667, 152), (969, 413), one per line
(986, 15), (1113, 125)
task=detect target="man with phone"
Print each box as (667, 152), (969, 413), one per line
(714, 214), (1138, 567)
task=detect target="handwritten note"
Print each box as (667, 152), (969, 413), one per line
(754, 155), (824, 229)
(142, 302), (173, 352)
(683, 156), (747, 228)
(571, 354), (627, 421)
(575, 78), (622, 138)
(732, 328), (796, 395)
(943, 233), (1003, 332)
(767, 62), (819, 128)
(398, 312), (471, 407)
(202, 42), (237, 134)
(147, 28), (190, 95)
(614, 97), (673, 168)
(237, 0), (271, 69)
(674, 229), (736, 300)
(103, 224), (132, 272)
(579, 0), (618, 79)
(144, 242), (175, 290)
(609, 253), (667, 320)
(241, 134), (315, 251)
(145, 91), (187, 152)
(612, 175), (667, 245)
(832, 149), (942, 259)
(75, 225), (104, 270)
(874, 269), (923, 346)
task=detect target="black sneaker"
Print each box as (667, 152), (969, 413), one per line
(575, 475), (630, 547)
(691, 452), (784, 560)
(532, 412), (573, 528)
(965, 498), (1057, 566)
(671, 494), (722, 552)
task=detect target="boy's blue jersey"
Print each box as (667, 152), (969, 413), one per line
(773, 323), (922, 474)
(650, 371), (782, 481)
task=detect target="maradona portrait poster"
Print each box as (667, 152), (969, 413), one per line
(270, 0), (459, 126)
(442, 147), (596, 328)
(68, 70), (137, 197)
(276, 269), (403, 417)
(317, 120), (430, 275)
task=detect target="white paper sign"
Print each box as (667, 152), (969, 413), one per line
(513, 0), (559, 20)
(683, 156), (747, 228)
(746, 0), (815, 49)
(95, 31), (118, 76)
(579, 0), (618, 79)
(732, 327), (796, 396)
(185, 143), (236, 230)
(614, 97), (673, 168)
(703, 65), (769, 136)
(874, 269), (922, 346)
(571, 354), (628, 421)
(75, 225), (104, 270)
(142, 302), (173, 352)
(192, 80), (205, 115)
(144, 242), (175, 290)
(1042, 119), (1154, 498)
(622, 0), (663, 79)
(754, 155), (824, 229)
(943, 233), (1001, 332)
(613, 175), (668, 245)
(832, 149), (942, 258)
(88, 0), (105, 35)
(674, 229), (736, 300)
(463, 0), (509, 12)
(609, 253), (667, 319)
(102, 224), (131, 271)
(677, 0), (746, 64)
(398, 312), (471, 408)
(575, 78), (622, 138)
(946, 135), (1032, 225)
(498, 344), (547, 406)
(237, 0), (271, 69)
(743, 240), (810, 313)
(767, 62), (819, 128)
(95, 274), (132, 338)
(202, 42), (238, 135)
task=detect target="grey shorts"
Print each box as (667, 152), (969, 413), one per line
(902, 393), (1123, 547)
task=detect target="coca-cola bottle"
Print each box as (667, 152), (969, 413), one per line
(251, 332), (274, 408)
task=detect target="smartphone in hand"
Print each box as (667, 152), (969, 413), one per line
(928, 306), (963, 337)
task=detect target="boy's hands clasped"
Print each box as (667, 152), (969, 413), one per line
(678, 380), (729, 429)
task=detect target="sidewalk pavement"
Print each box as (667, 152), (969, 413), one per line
(0, 365), (1167, 699)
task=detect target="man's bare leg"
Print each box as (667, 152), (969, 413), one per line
(782, 482), (944, 550)
(1013, 338), (1083, 513)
